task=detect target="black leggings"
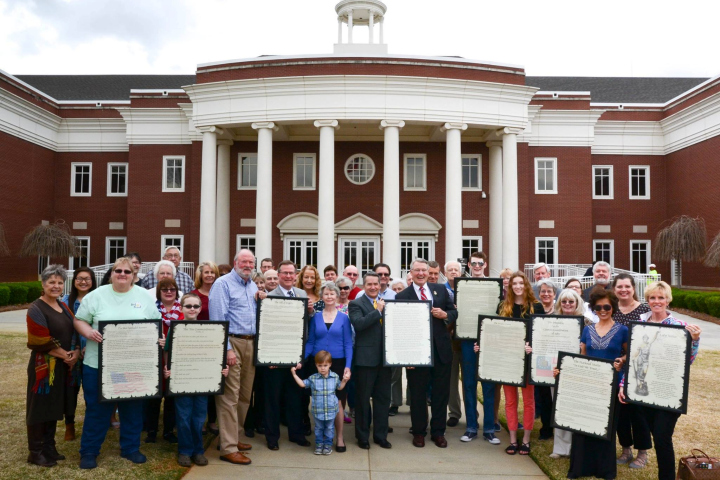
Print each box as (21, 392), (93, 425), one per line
(642, 407), (681, 480)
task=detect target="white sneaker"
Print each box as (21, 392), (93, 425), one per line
(483, 433), (501, 445)
(460, 432), (478, 442)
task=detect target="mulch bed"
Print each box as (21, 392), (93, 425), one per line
(673, 307), (720, 326)
(0, 303), (31, 313)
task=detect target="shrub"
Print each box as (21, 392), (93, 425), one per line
(23, 282), (42, 302)
(705, 296), (720, 318)
(7, 284), (28, 306)
(0, 286), (10, 306)
(671, 289), (686, 309)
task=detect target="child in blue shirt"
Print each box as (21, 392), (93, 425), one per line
(291, 350), (350, 455)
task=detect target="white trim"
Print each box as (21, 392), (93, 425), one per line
(592, 165), (614, 199)
(130, 89), (186, 94)
(628, 165), (651, 200)
(461, 154), (482, 191)
(593, 239), (615, 267)
(105, 236), (127, 264)
(403, 153), (427, 191)
(337, 235), (380, 277)
(161, 235), (184, 258)
(535, 237), (559, 264)
(292, 153), (317, 190)
(68, 236), (91, 270)
(162, 156), (185, 192)
(461, 236), (483, 254)
(400, 236), (436, 262)
(118, 108), (198, 145)
(107, 162), (128, 197)
(70, 162), (92, 197)
(344, 154), (376, 185)
(534, 157), (557, 194)
(630, 240), (652, 273)
(283, 235), (318, 267)
(535, 91), (592, 96)
(237, 152), (258, 190)
(236, 234), (257, 255)
(519, 110), (604, 147)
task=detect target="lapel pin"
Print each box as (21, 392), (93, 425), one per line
(433, 291), (437, 295)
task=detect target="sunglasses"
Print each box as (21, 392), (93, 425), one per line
(376, 273), (390, 277)
(75, 277), (92, 283)
(338, 286), (351, 291)
(114, 269), (132, 275)
(560, 300), (576, 304)
(183, 304), (201, 309)
(470, 261), (485, 267)
(592, 304), (613, 312)
(160, 288), (177, 293)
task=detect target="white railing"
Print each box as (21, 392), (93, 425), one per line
(63, 262), (195, 296)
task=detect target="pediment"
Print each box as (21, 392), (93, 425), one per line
(399, 213), (442, 239)
(277, 212), (318, 238)
(334, 213), (383, 234)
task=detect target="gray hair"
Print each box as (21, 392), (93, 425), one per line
(163, 246), (182, 257)
(444, 260), (461, 271)
(41, 264), (67, 282)
(593, 261), (612, 274)
(335, 275), (352, 288)
(410, 258), (429, 270)
(554, 289), (584, 315)
(154, 260), (176, 278)
(391, 279), (405, 289)
(536, 278), (556, 291)
(533, 262), (548, 273)
(234, 248), (256, 263)
(321, 282), (341, 298)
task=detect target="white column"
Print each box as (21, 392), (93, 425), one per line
(369, 13), (374, 44)
(198, 126), (222, 263)
(314, 120), (339, 270)
(379, 18), (384, 44)
(252, 122), (277, 262)
(348, 10), (353, 44)
(502, 128), (522, 271)
(487, 140), (503, 275)
(443, 122), (468, 264)
(215, 140), (232, 265)
(380, 120), (405, 277)
(337, 17), (343, 44)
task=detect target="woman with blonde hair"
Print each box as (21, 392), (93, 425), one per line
(191, 261), (219, 321)
(296, 265), (322, 305)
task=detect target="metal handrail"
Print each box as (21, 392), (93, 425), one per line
(63, 261), (195, 296)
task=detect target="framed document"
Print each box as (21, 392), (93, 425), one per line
(552, 352), (618, 440)
(97, 320), (162, 403)
(454, 278), (503, 340)
(383, 300), (433, 367)
(476, 315), (528, 387)
(254, 296), (308, 367)
(624, 321), (691, 414)
(528, 315), (583, 386)
(167, 321), (229, 397)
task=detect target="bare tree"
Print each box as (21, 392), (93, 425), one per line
(704, 231), (720, 268)
(20, 221), (80, 258)
(0, 223), (10, 257)
(654, 216), (707, 286)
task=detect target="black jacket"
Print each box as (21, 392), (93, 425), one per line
(348, 294), (384, 367)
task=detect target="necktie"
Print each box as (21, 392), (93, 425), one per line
(287, 290), (295, 298)
(419, 287), (428, 301)
(373, 300), (378, 309)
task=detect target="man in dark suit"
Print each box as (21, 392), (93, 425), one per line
(263, 260), (310, 450)
(348, 273), (392, 450)
(395, 258), (458, 448)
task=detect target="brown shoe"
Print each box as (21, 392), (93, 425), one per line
(237, 441), (252, 451)
(432, 435), (448, 448)
(219, 452), (251, 465)
(64, 424), (75, 441)
(412, 434), (425, 448)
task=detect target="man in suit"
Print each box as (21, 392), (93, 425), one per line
(263, 260), (311, 450)
(348, 273), (392, 450)
(395, 258), (458, 448)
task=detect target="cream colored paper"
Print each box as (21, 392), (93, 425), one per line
(257, 298), (305, 365)
(168, 323), (226, 395)
(101, 322), (160, 400)
(384, 301), (432, 366)
(477, 318), (526, 385)
(455, 280), (502, 339)
(530, 316), (582, 385)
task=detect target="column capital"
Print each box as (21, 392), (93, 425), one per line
(379, 120), (405, 130)
(314, 120), (339, 129)
(251, 122), (279, 132)
(486, 140), (503, 148)
(196, 125), (224, 135)
(497, 126), (524, 136)
(441, 122), (468, 132)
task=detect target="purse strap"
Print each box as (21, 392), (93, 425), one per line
(690, 449), (711, 461)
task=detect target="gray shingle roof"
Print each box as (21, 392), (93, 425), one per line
(15, 75), (196, 101)
(12, 74), (711, 104)
(525, 76), (709, 104)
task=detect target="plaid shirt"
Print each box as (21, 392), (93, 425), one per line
(143, 270), (195, 295)
(303, 372), (341, 421)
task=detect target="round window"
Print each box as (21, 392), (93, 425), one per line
(344, 154), (375, 185)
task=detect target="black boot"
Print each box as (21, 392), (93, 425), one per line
(27, 423), (56, 467)
(42, 421), (65, 461)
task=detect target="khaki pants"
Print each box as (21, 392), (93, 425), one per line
(216, 337), (255, 455)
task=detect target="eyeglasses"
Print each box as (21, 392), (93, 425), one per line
(560, 300), (576, 305)
(183, 304), (201, 309)
(160, 288), (177, 293)
(470, 261), (485, 267)
(592, 304), (613, 312)
(376, 273), (390, 277)
(346, 273), (358, 277)
(75, 277), (92, 283)
(338, 286), (351, 291)
(164, 254), (181, 259)
(114, 269), (132, 275)
(279, 271), (296, 276)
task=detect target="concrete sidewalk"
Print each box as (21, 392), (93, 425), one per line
(183, 406), (547, 479)
(0, 308), (27, 333)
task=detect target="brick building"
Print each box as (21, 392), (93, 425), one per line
(1, 0), (718, 287)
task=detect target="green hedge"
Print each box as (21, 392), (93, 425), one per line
(671, 287), (720, 317)
(6, 285), (28, 306)
(0, 281), (43, 306)
(0, 286), (10, 307)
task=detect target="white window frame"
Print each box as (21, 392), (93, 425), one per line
(162, 156), (185, 192)
(107, 162), (128, 197)
(337, 235), (380, 281)
(237, 153), (258, 190)
(105, 236), (127, 264)
(236, 235), (257, 256)
(629, 165), (650, 200)
(161, 235), (184, 258)
(344, 154), (376, 185)
(403, 154), (427, 191)
(400, 236), (436, 275)
(534, 157), (558, 194)
(593, 239), (615, 266)
(461, 154), (483, 191)
(292, 153), (317, 190)
(461, 236), (484, 264)
(283, 235), (318, 268)
(630, 240), (652, 273)
(69, 236), (91, 270)
(71, 162), (92, 197)
(535, 237), (559, 264)
(592, 165), (614, 199)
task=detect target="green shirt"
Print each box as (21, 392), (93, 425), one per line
(75, 284), (161, 369)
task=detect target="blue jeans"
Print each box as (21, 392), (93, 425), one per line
(80, 365), (144, 457)
(314, 417), (335, 447)
(460, 340), (496, 434)
(175, 395), (208, 456)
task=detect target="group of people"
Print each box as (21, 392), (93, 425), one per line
(24, 248), (702, 480)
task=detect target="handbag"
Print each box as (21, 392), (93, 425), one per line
(677, 449), (720, 480)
